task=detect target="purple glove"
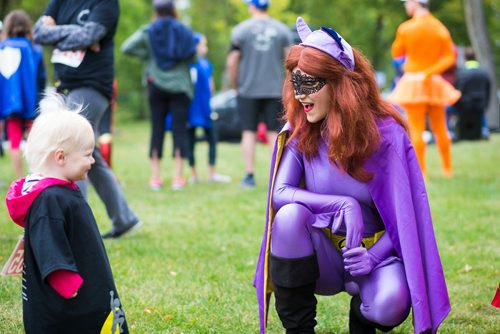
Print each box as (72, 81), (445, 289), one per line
(329, 198), (364, 249)
(283, 191), (365, 249)
(342, 247), (375, 277)
(272, 141), (364, 248)
(343, 232), (396, 276)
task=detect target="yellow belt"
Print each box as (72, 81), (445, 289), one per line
(323, 229), (385, 251)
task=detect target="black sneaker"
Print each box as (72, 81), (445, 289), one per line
(102, 220), (142, 239)
(240, 174), (255, 188)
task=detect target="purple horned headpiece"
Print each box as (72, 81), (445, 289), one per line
(296, 17), (355, 71)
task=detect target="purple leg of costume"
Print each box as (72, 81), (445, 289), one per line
(355, 262), (411, 326)
(271, 204), (315, 258)
(271, 203), (411, 327)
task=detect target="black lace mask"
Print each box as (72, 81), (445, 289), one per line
(291, 70), (326, 96)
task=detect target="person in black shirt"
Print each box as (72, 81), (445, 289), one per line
(452, 47), (491, 140)
(33, 0), (141, 238)
(6, 93), (128, 333)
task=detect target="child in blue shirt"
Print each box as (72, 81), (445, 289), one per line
(187, 33), (230, 183)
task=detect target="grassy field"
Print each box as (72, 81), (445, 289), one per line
(0, 120), (499, 333)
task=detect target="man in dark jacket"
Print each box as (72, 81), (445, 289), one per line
(453, 47), (491, 140)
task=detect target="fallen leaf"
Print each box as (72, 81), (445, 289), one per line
(144, 308), (153, 314)
(163, 314), (174, 320)
(459, 264), (472, 273)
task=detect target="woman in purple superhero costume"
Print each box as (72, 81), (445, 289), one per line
(254, 18), (450, 334)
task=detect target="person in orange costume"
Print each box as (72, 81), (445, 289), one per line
(389, 0), (461, 179)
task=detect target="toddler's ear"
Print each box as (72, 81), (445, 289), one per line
(54, 149), (66, 165)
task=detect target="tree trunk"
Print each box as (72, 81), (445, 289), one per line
(463, 0), (499, 129)
(1, 0), (10, 19)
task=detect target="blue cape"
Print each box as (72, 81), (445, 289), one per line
(0, 37), (40, 119)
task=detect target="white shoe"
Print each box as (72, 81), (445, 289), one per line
(209, 173), (231, 183)
(189, 176), (200, 184)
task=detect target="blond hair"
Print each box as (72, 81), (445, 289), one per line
(25, 93), (94, 172)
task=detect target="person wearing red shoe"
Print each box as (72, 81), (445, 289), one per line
(227, 0), (293, 187)
(33, 0), (141, 238)
(121, 0), (197, 191)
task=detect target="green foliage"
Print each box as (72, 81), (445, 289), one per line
(0, 0), (45, 19)
(1, 0), (498, 119)
(114, 0), (154, 120)
(0, 121), (499, 333)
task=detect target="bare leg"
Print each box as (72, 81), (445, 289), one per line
(10, 149), (24, 179)
(267, 131), (278, 156)
(208, 165), (216, 178)
(173, 148), (184, 180)
(241, 130), (256, 174)
(150, 150), (162, 181)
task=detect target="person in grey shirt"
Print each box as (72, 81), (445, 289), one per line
(227, 0), (292, 187)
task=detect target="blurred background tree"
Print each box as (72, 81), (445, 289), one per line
(1, 0), (498, 124)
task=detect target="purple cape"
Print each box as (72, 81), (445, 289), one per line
(254, 118), (450, 334)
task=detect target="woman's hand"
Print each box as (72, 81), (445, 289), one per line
(342, 247), (375, 276)
(330, 198), (364, 249)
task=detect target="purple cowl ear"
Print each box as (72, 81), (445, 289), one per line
(295, 16), (355, 71)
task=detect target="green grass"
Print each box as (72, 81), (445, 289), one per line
(1, 120), (499, 333)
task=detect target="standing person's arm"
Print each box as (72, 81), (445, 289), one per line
(423, 31), (456, 77)
(33, 16), (78, 46)
(391, 26), (406, 59)
(34, 18), (106, 51)
(226, 48), (240, 90)
(282, 25), (293, 61)
(34, 0), (118, 51)
(208, 60), (216, 94)
(209, 77), (216, 94)
(284, 46), (291, 59)
(121, 28), (149, 59)
(34, 45), (47, 103)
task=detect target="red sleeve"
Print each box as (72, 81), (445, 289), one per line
(47, 269), (84, 299)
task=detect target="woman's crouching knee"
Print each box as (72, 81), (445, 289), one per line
(370, 287), (411, 327)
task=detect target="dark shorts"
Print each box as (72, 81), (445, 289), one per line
(237, 96), (284, 132)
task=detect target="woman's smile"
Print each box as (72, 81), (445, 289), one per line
(303, 103), (314, 113)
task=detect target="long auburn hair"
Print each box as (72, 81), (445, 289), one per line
(282, 45), (407, 182)
(1, 10), (33, 42)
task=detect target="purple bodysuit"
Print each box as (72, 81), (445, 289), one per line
(255, 118), (450, 334)
(270, 134), (408, 325)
